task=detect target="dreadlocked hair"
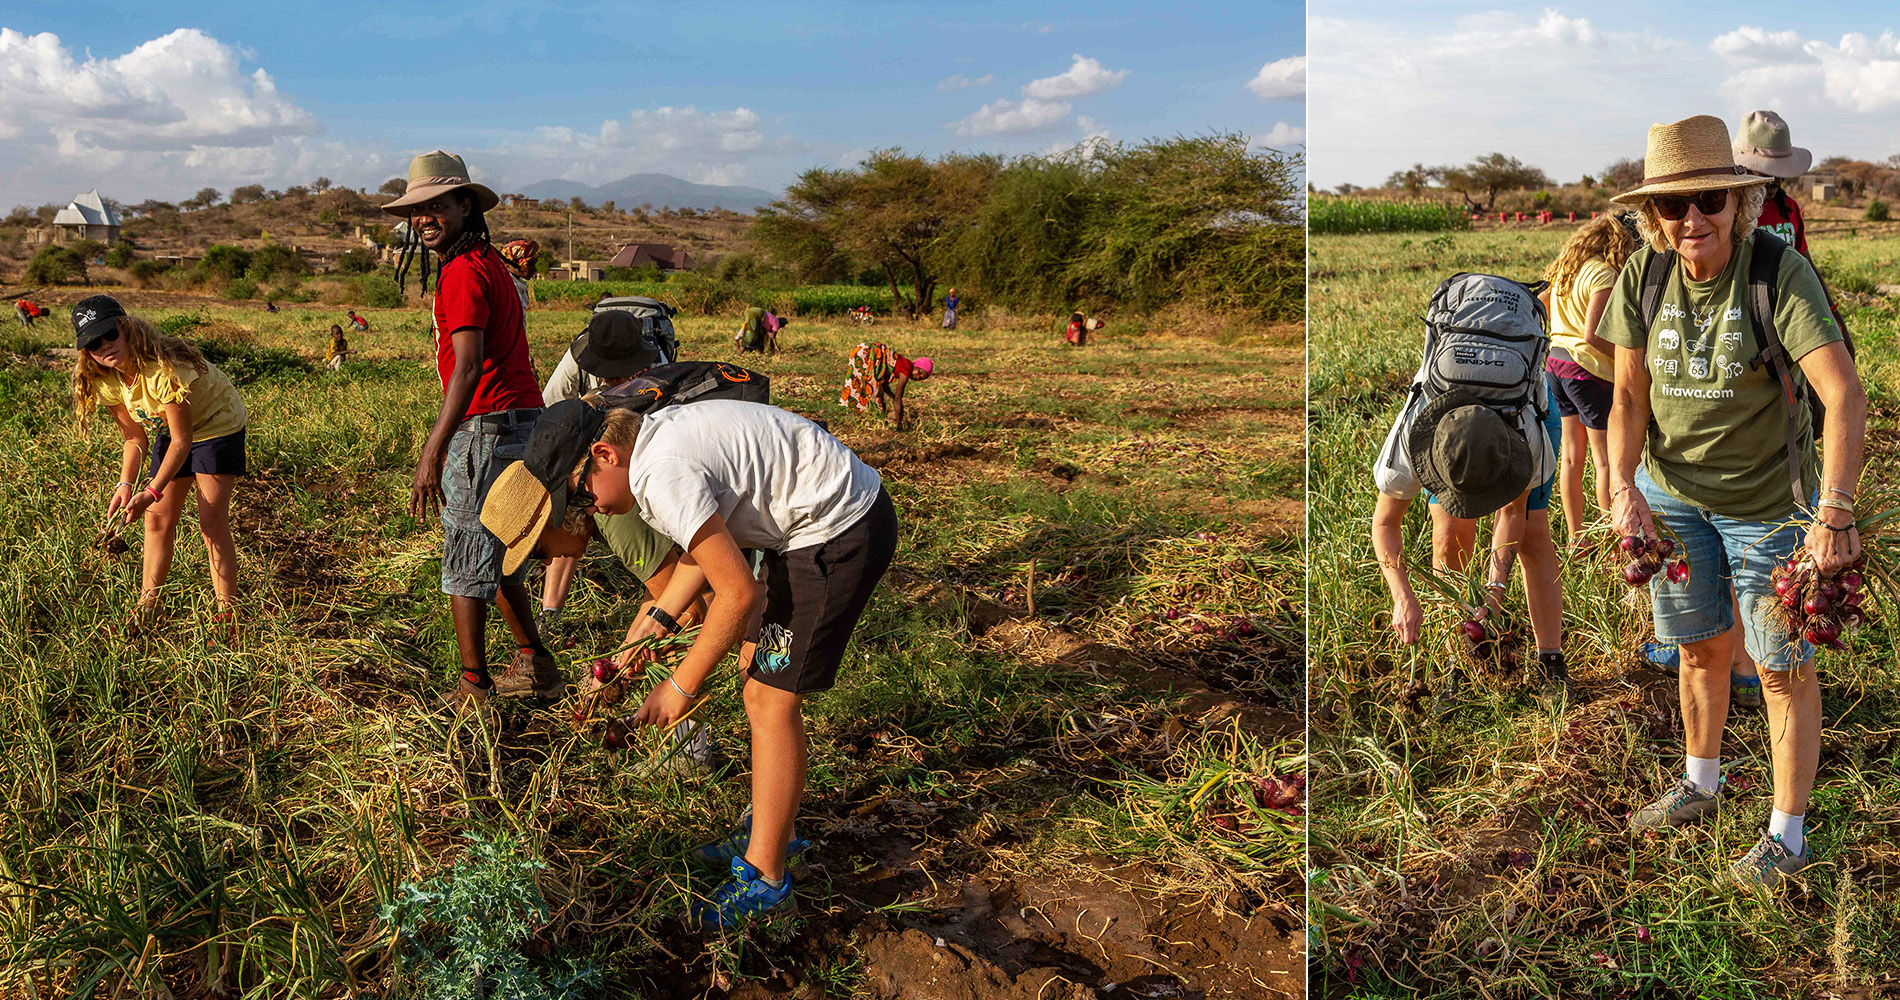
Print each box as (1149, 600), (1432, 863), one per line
(394, 191), (494, 295)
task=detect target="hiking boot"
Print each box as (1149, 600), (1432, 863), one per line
(440, 672), (495, 715)
(1731, 673), (1764, 711)
(1630, 778), (1719, 830)
(1535, 651), (1572, 710)
(491, 646), (564, 699)
(1731, 832), (1811, 887)
(690, 811), (811, 868)
(690, 856), (797, 929)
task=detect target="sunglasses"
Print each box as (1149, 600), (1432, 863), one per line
(82, 326), (121, 354)
(1653, 189), (1731, 222)
(565, 454), (598, 514)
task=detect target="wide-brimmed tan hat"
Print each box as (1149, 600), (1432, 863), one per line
(381, 150), (501, 217)
(1611, 115), (1771, 206)
(482, 463), (556, 577)
(480, 399), (608, 575)
(1732, 110), (1812, 180)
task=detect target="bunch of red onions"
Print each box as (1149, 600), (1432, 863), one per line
(1617, 535), (1688, 587)
(1769, 555), (1867, 650)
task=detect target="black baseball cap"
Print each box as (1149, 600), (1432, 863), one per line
(71, 294), (127, 351)
(573, 311), (660, 379)
(480, 399), (608, 575)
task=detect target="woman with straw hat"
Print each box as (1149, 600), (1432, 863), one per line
(1599, 115), (1865, 886)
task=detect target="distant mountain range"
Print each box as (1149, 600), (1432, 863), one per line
(517, 173), (778, 213)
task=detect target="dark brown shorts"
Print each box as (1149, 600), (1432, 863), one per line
(745, 489), (898, 695)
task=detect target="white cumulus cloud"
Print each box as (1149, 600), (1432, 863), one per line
(953, 97), (1072, 136)
(1024, 55), (1128, 100)
(491, 105), (801, 187)
(938, 73), (995, 92)
(1247, 56), (1306, 99)
(1259, 122), (1306, 149)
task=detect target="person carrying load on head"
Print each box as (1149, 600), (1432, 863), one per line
(383, 149), (554, 711)
(482, 392), (898, 929)
(1600, 115), (1865, 887)
(325, 324), (352, 371)
(1371, 273), (1568, 711)
(840, 342), (932, 432)
(735, 305), (786, 355)
(71, 294), (251, 640)
(498, 238), (541, 315)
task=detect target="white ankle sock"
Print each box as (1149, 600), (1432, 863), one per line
(1769, 809), (1805, 855)
(1685, 755), (1721, 794)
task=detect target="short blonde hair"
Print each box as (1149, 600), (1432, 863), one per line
(566, 406), (643, 496)
(1632, 184), (1767, 253)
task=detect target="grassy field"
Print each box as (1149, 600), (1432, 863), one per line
(1310, 227), (1900, 998)
(0, 293), (1303, 997)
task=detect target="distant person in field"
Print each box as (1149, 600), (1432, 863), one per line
(325, 324), (352, 371)
(841, 342), (932, 432)
(736, 306), (785, 354)
(265, 301), (279, 314)
(15, 298), (35, 328)
(1540, 213), (1639, 552)
(383, 149), (553, 710)
(1602, 115), (1864, 886)
(941, 288), (959, 330)
(347, 310), (369, 332)
(535, 311), (665, 635)
(70, 295), (249, 636)
(498, 238), (541, 316)
(1064, 312), (1102, 346)
(481, 396), (898, 928)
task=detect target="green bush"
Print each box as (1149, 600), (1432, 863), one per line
(334, 247), (377, 274)
(247, 244), (306, 281)
(1867, 199), (1890, 222)
(224, 277), (259, 300)
(67, 238), (106, 261)
(24, 245), (88, 284)
(127, 259), (173, 284)
(360, 275), (403, 308)
(105, 240), (137, 268)
(197, 244), (253, 280)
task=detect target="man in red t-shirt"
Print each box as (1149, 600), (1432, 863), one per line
(384, 150), (558, 709)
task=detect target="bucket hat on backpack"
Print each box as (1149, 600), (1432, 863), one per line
(1375, 273), (1557, 517)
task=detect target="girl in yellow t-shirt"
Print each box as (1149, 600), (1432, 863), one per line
(70, 295), (250, 632)
(1540, 214), (1638, 549)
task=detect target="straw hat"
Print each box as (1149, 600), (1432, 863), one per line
(1732, 110), (1812, 180)
(1610, 115), (1771, 205)
(381, 150), (501, 217)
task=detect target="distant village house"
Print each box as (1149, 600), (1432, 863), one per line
(609, 243), (691, 270)
(53, 189), (122, 244)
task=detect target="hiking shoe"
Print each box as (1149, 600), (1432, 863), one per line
(690, 856), (796, 929)
(1642, 642), (1681, 677)
(1630, 779), (1719, 830)
(440, 672), (495, 715)
(1731, 832), (1811, 887)
(689, 812), (811, 868)
(1535, 651), (1572, 709)
(1731, 673), (1763, 711)
(491, 646), (563, 699)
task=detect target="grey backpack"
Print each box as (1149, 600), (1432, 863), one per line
(591, 295), (680, 364)
(1374, 273), (1555, 500)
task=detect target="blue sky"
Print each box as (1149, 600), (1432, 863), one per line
(1311, 1), (1900, 188)
(0, 0), (1302, 206)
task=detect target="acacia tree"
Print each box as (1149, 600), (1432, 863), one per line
(1600, 157), (1645, 192)
(1436, 153), (1551, 212)
(753, 151), (998, 317)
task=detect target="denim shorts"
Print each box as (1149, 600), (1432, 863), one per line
(440, 409), (540, 599)
(1637, 465), (1812, 670)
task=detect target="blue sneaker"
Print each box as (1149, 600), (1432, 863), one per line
(689, 813), (810, 867)
(691, 856), (796, 928)
(1642, 641), (1680, 675)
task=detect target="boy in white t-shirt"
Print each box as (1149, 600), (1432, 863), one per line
(482, 397), (897, 927)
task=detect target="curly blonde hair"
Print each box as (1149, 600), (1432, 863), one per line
(1543, 213), (1639, 301)
(1631, 184), (1767, 253)
(71, 314), (210, 424)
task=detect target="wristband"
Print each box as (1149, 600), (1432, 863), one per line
(145, 485), (164, 503)
(1611, 484), (1637, 502)
(644, 605), (681, 635)
(1818, 498), (1855, 514)
(1823, 521), (1857, 533)
(668, 676), (697, 699)
(116, 482), (134, 490)
(1485, 581), (1507, 592)
(1827, 487), (1856, 500)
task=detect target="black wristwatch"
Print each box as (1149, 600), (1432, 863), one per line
(645, 605), (681, 635)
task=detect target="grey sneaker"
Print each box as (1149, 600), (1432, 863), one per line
(1630, 779), (1719, 830)
(1731, 832), (1811, 887)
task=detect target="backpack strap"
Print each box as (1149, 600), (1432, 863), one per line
(1744, 230), (1808, 512)
(1638, 248), (1674, 331)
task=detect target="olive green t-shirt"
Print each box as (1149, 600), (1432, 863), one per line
(593, 511), (675, 583)
(1598, 236), (1840, 521)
